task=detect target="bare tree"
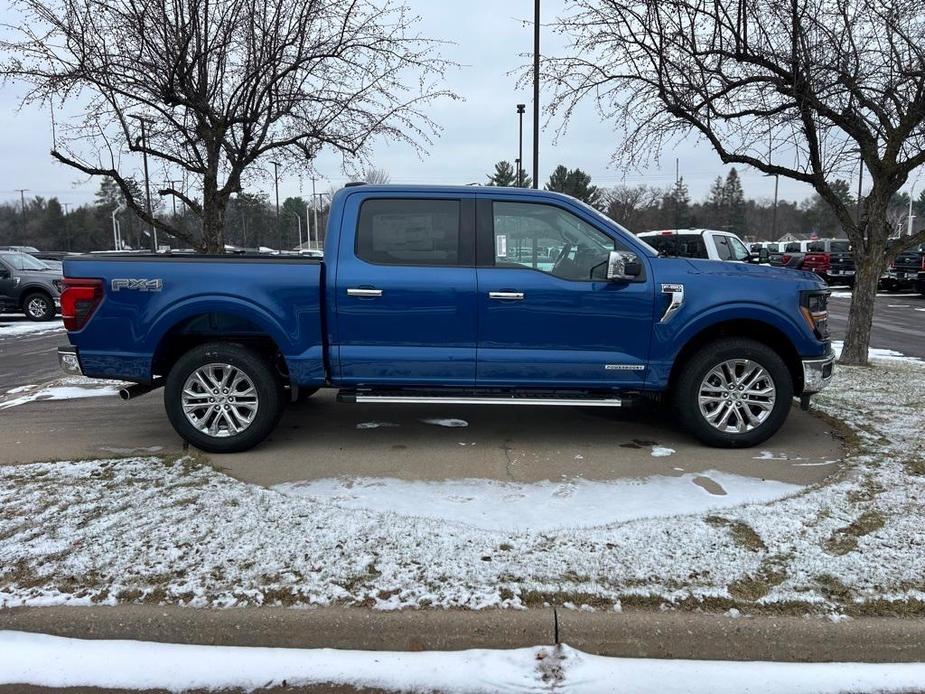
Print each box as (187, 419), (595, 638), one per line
(545, 0), (925, 365)
(601, 184), (662, 231)
(1, 0), (453, 252)
(363, 167), (392, 185)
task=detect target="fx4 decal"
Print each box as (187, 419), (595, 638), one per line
(111, 278), (163, 292)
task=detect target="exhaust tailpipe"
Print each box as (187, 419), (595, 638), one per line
(119, 380), (162, 401)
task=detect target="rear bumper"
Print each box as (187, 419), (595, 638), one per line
(58, 346), (83, 376)
(802, 349), (835, 394)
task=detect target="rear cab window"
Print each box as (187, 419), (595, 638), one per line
(643, 233), (708, 259)
(355, 198), (466, 266)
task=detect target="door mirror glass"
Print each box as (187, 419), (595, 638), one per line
(607, 250), (641, 281)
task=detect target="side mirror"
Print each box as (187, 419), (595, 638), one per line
(607, 250), (642, 281)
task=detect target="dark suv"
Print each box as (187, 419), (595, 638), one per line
(0, 251), (63, 321)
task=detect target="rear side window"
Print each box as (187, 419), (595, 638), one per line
(785, 242), (800, 252)
(356, 199), (460, 266)
(808, 241), (825, 252)
(831, 241), (850, 252)
(713, 235), (732, 260)
(644, 234), (708, 259)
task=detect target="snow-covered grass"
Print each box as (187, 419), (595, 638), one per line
(4, 632), (925, 694)
(0, 315), (64, 338)
(1, 354), (924, 615)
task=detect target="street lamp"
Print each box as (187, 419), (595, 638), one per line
(908, 176), (921, 237)
(532, 0), (540, 189)
(270, 161), (281, 251)
(764, 173), (779, 239)
(129, 114), (156, 251)
(288, 210), (302, 249)
(516, 104), (526, 186)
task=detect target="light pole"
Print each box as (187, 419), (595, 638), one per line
(532, 0), (540, 189)
(129, 115), (156, 251)
(764, 173), (779, 239)
(62, 202), (71, 251)
(165, 179), (180, 217)
(908, 177), (920, 237)
(313, 192), (328, 248)
(270, 161), (281, 251)
(288, 210), (302, 250)
(311, 176), (318, 248)
(15, 189), (28, 243)
(516, 104), (526, 186)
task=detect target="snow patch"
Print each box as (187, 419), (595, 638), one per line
(3, 632), (925, 694)
(831, 340), (921, 363)
(273, 473), (801, 532)
(356, 422), (398, 430)
(421, 418), (469, 428)
(0, 317), (65, 339)
(0, 385), (119, 410)
(650, 446), (675, 458)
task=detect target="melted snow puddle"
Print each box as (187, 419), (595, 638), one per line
(274, 472), (802, 531)
(421, 418), (469, 428)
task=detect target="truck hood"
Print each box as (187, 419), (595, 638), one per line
(17, 268), (62, 281)
(681, 258), (825, 288)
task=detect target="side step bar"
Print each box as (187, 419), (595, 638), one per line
(343, 393), (622, 407)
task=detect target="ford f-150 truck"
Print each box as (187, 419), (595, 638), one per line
(58, 185), (835, 453)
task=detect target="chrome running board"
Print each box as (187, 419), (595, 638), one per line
(349, 393), (622, 407)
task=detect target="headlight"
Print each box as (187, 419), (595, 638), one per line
(800, 289), (829, 340)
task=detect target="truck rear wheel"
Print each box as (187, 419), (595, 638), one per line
(164, 342), (283, 453)
(675, 338), (793, 448)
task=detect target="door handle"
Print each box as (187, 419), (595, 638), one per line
(347, 288), (383, 297)
(488, 291), (524, 300)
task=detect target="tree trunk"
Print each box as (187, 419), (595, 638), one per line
(839, 216), (888, 367)
(200, 154), (225, 254)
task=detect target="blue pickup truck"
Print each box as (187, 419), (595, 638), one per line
(58, 185), (834, 453)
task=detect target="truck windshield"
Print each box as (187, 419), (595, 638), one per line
(0, 251), (49, 271)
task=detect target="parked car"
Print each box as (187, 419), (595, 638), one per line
(801, 239), (854, 286)
(0, 245), (41, 254)
(0, 250), (63, 320)
(58, 186), (834, 453)
(769, 240), (812, 269)
(882, 244), (925, 294)
(637, 229), (766, 263)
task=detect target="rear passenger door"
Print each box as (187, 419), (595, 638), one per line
(333, 194), (478, 386)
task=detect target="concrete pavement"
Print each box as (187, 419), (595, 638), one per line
(0, 389), (844, 488)
(3, 605), (925, 663)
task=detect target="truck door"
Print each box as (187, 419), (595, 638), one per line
(333, 194), (477, 386)
(475, 197), (654, 388)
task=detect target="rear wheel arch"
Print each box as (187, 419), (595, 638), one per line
(152, 311), (290, 385)
(667, 319), (804, 396)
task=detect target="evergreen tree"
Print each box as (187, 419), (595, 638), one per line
(723, 168), (747, 232)
(487, 160), (531, 188)
(544, 165), (601, 207)
(661, 177), (691, 228)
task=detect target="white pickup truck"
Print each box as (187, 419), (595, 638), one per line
(638, 229), (760, 263)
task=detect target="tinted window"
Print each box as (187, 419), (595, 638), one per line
(831, 241), (850, 252)
(785, 242), (801, 252)
(644, 234), (708, 259)
(807, 241), (825, 252)
(492, 201), (616, 281)
(356, 199), (461, 266)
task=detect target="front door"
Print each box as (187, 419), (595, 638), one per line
(334, 194), (478, 386)
(476, 198), (655, 388)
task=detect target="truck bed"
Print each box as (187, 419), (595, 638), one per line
(62, 254), (325, 386)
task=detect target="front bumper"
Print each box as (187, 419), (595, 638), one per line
(58, 346), (83, 376)
(802, 349), (835, 394)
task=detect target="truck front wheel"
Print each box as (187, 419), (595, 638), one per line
(675, 338), (793, 448)
(164, 342), (284, 453)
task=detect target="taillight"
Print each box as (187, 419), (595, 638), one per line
(782, 254), (791, 263)
(61, 278), (104, 331)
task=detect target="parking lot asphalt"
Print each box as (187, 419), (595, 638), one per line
(0, 388), (843, 489)
(827, 290), (925, 358)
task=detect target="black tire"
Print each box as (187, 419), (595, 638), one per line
(164, 342), (283, 453)
(675, 337), (794, 448)
(22, 292), (55, 321)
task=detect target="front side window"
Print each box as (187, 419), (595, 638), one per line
(356, 199), (460, 266)
(491, 201), (616, 280)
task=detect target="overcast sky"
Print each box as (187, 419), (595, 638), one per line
(0, 0), (829, 209)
